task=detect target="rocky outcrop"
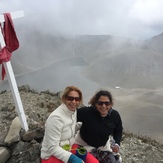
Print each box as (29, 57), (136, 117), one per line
(0, 85), (163, 163)
(0, 116), (43, 163)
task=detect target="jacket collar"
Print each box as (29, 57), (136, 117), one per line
(61, 103), (76, 115)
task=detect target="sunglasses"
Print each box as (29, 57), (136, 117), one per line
(97, 101), (111, 106)
(66, 96), (81, 102)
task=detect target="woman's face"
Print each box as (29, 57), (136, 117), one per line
(64, 90), (81, 111)
(95, 95), (112, 117)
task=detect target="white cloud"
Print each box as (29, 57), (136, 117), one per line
(0, 0), (163, 39)
(129, 0), (163, 24)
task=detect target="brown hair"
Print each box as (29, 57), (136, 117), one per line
(62, 86), (83, 105)
(89, 90), (113, 106)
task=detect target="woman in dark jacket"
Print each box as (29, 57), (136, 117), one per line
(76, 90), (123, 163)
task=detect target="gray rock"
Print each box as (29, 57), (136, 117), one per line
(4, 117), (21, 146)
(0, 147), (10, 163)
(7, 140), (41, 163)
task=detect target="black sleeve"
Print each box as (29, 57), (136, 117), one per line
(77, 106), (87, 122)
(113, 111), (123, 146)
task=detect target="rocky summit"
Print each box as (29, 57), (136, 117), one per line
(0, 85), (163, 163)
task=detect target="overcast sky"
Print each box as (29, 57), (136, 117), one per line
(0, 0), (163, 40)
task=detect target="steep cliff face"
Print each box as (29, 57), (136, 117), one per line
(0, 85), (163, 163)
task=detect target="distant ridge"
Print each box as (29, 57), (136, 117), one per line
(1, 30), (163, 90)
(146, 32), (163, 54)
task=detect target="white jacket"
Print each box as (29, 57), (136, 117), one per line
(41, 103), (77, 163)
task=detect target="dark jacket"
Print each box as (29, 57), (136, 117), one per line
(77, 106), (123, 148)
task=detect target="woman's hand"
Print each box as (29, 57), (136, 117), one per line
(111, 144), (119, 153)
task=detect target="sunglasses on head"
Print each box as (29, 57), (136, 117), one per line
(97, 101), (111, 106)
(66, 96), (80, 102)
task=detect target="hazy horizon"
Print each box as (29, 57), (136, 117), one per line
(0, 32), (163, 143)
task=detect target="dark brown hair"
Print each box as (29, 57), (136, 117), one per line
(89, 90), (113, 106)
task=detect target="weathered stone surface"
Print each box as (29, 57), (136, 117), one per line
(21, 127), (44, 142)
(0, 128), (8, 145)
(0, 147), (10, 163)
(7, 140), (41, 163)
(4, 117), (21, 146)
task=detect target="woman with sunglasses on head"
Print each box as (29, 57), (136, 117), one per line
(41, 86), (99, 163)
(75, 90), (123, 163)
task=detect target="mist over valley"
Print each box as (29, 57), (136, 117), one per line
(1, 31), (163, 143)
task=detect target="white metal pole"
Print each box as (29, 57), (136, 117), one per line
(0, 10), (28, 131)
